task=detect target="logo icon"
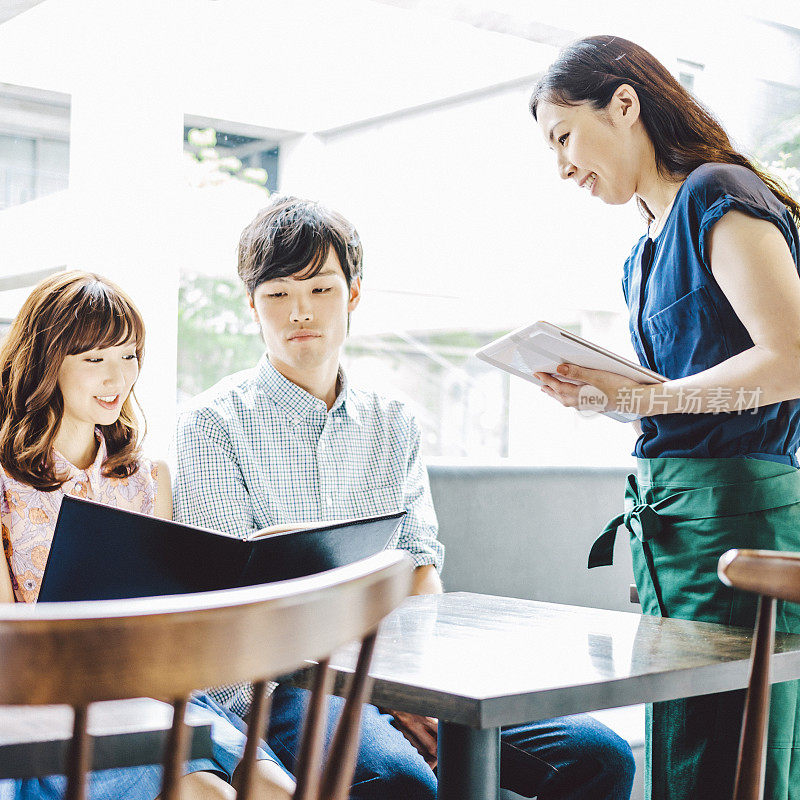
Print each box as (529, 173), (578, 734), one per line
(577, 385), (608, 417)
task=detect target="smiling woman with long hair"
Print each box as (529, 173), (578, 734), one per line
(530, 35), (800, 800)
(0, 270), (146, 492)
(0, 270), (295, 800)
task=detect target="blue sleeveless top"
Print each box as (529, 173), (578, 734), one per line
(622, 162), (800, 460)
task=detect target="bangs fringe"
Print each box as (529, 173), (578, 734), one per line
(65, 284), (145, 356)
(270, 225), (330, 281)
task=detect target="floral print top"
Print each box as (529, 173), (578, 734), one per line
(0, 433), (157, 603)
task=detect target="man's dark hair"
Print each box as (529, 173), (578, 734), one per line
(237, 195), (363, 295)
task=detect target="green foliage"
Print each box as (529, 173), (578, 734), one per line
(186, 127), (270, 190)
(756, 112), (800, 199)
(766, 151), (800, 200)
(177, 273), (264, 398)
(344, 329), (510, 368)
(758, 123), (800, 170)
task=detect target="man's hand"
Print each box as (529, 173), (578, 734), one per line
(385, 709), (438, 768)
(411, 564), (443, 595)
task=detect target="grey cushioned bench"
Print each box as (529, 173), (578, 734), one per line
(429, 465), (634, 612)
(427, 464), (645, 800)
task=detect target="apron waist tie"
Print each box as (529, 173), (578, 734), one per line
(589, 467), (800, 569)
(591, 467), (800, 618)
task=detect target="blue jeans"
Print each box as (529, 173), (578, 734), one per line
(0, 693), (289, 800)
(267, 684), (635, 800)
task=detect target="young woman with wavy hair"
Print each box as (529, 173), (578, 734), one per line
(530, 35), (800, 800)
(0, 271), (295, 800)
(0, 270), (146, 491)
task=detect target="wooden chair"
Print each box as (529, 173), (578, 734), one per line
(0, 549), (413, 800)
(717, 548), (800, 800)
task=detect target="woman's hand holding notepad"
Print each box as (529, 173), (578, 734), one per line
(475, 321), (666, 422)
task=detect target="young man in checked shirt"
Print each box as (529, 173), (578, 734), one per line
(173, 196), (635, 800)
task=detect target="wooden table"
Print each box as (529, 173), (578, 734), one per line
(315, 592), (800, 800)
(0, 697), (215, 779)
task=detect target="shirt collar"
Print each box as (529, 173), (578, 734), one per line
(331, 368), (361, 424)
(52, 429), (107, 490)
(255, 355), (360, 424)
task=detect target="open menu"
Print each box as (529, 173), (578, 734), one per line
(38, 496), (406, 602)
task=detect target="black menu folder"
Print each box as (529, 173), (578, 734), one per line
(38, 496), (406, 602)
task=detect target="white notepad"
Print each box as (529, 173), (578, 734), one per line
(475, 321), (666, 422)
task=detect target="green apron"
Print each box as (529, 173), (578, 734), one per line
(592, 457), (800, 800)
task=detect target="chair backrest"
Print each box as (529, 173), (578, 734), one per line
(717, 548), (800, 800)
(0, 549), (413, 800)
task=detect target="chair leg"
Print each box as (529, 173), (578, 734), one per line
(160, 697), (191, 800)
(293, 659), (333, 800)
(65, 705), (92, 800)
(733, 595), (776, 800)
(320, 630), (378, 800)
(235, 680), (273, 800)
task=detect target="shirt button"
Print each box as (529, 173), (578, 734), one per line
(326, 495), (333, 507)
(74, 482), (83, 492)
(318, 441), (326, 451)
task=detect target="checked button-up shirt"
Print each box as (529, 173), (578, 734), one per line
(173, 354), (444, 716)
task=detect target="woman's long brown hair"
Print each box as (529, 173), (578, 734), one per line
(0, 270), (146, 490)
(530, 35), (800, 223)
